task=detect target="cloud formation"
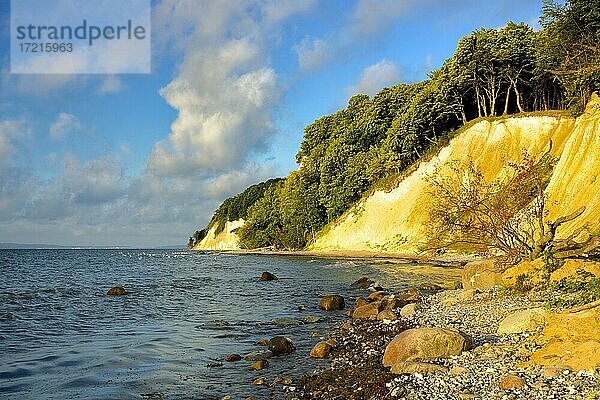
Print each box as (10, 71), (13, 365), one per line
(346, 60), (401, 97)
(147, 1), (294, 179)
(49, 113), (84, 140)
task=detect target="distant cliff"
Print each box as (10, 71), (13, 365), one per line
(196, 94), (600, 253)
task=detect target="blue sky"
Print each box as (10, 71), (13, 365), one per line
(0, 0), (544, 247)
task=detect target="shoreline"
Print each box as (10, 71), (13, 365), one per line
(195, 248), (474, 269)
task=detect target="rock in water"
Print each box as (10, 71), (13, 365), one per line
(310, 341), (333, 358)
(107, 287), (126, 296)
(382, 327), (472, 366)
(224, 354), (242, 362)
(251, 360), (268, 370)
(260, 271), (278, 281)
(350, 276), (374, 289)
(318, 295), (345, 310)
(268, 337), (296, 355)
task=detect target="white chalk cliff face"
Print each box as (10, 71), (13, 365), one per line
(193, 219), (244, 250)
(197, 94), (600, 253)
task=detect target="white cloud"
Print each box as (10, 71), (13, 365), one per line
(49, 112), (84, 140)
(99, 76), (125, 94)
(294, 37), (332, 71)
(148, 1), (288, 178)
(346, 60), (401, 97)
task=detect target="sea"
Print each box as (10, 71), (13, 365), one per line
(0, 249), (461, 399)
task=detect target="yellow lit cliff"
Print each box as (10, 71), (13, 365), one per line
(197, 94), (600, 253)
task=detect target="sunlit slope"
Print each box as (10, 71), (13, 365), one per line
(546, 93), (600, 238)
(193, 219), (244, 250)
(310, 115), (577, 253)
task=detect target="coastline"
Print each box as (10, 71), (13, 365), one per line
(196, 248), (474, 269)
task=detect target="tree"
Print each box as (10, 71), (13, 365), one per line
(540, 0), (600, 113)
(424, 152), (557, 262)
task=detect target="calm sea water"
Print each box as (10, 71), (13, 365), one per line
(0, 249), (460, 399)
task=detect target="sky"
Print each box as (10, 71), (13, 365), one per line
(0, 0), (545, 247)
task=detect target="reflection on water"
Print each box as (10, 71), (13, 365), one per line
(0, 249), (460, 399)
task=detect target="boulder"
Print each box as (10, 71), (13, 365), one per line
(268, 337), (296, 355)
(497, 308), (550, 334)
(462, 259), (502, 290)
(381, 297), (407, 310)
(310, 341), (333, 358)
(107, 286), (126, 296)
(319, 295), (345, 311)
(352, 301), (383, 319)
(390, 361), (448, 375)
(377, 310), (398, 321)
(224, 353), (242, 362)
(400, 303), (419, 318)
(355, 297), (368, 309)
(256, 338), (269, 346)
(244, 351), (273, 361)
(350, 276), (374, 289)
(260, 271), (278, 281)
(251, 360), (268, 370)
(499, 374), (525, 390)
(382, 327), (472, 366)
(368, 291), (388, 301)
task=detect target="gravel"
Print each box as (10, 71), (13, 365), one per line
(290, 287), (600, 400)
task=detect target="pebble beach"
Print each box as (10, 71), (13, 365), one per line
(289, 286), (600, 400)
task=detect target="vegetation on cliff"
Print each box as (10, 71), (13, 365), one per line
(191, 0), (599, 252)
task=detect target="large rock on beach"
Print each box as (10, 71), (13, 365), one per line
(319, 295), (345, 310)
(400, 303), (419, 318)
(383, 327), (472, 366)
(462, 259), (502, 290)
(260, 271), (278, 281)
(497, 308), (549, 334)
(268, 337), (296, 355)
(352, 301), (383, 319)
(107, 286), (126, 296)
(377, 310), (398, 321)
